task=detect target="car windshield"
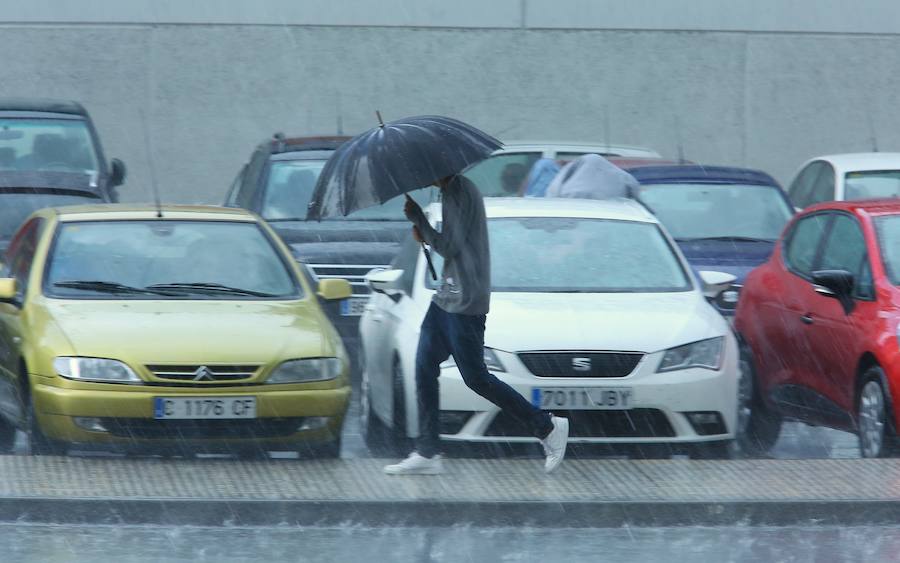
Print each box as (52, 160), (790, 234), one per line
(45, 220), (300, 299)
(0, 118), (99, 175)
(875, 215), (900, 285)
(262, 159), (437, 221)
(427, 217), (690, 292)
(845, 170), (900, 200)
(0, 192), (101, 240)
(638, 183), (793, 241)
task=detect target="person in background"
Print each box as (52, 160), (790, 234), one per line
(521, 158), (561, 197)
(545, 153), (640, 200)
(500, 163), (528, 195)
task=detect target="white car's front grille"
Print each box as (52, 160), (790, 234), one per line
(517, 352), (644, 378)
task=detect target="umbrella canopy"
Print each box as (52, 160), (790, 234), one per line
(306, 115), (501, 220)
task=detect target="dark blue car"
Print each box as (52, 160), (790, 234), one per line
(625, 165), (794, 316)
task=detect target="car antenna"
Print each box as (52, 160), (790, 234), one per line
(336, 92), (344, 135)
(139, 109), (164, 218)
(273, 132), (286, 153)
(603, 104), (611, 155)
(675, 114), (687, 164)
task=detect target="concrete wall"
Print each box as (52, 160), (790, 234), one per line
(2, 1), (900, 203)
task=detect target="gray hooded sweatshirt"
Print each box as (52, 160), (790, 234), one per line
(545, 153), (640, 200)
(409, 176), (491, 315)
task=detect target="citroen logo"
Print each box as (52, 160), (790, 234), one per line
(192, 366), (216, 381)
(572, 357), (591, 372)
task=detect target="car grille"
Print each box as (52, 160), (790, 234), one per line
(99, 417), (304, 440)
(310, 264), (387, 295)
(517, 352), (644, 378)
(485, 409), (674, 438)
(146, 365), (261, 382)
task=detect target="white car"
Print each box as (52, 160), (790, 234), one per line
(463, 141), (661, 197)
(788, 152), (900, 209)
(359, 198), (741, 458)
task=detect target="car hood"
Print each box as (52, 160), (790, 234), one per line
(677, 239), (775, 284)
(44, 299), (326, 364)
(483, 291), (726, 354)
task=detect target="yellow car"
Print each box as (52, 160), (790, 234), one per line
(0, 205), (352, 457)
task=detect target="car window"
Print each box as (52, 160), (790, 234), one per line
(784, 213), (831, 277)
(789, 162), (823, 208)
(818, 213), (871, 298)
(638, 183), (792, 241)
(807, 163), (835, 206)
(463, 152), (540, 197)
(427, 217), (691, 293)
(0, 118), (99, 174)
(5, 217), (44, 301)
(224, 165), (246, 207)
(844, 170), (900, 200)
(45, 220), (301, 300)
(237, 149), (268, 210)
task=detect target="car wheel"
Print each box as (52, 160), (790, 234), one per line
(736, 344), (782, 456)
(858, 370), (897, 458)
(0, 416), (16, 454)
(689, 440), (734, 460)
(389, 357), (411, 454)
(27, 399), (65, 456)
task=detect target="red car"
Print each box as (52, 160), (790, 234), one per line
(734, 199), (900, 458)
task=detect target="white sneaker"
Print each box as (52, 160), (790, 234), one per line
(541, 416), (569, 474)
(384, 452), (444, 475)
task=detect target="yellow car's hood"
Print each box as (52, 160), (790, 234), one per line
(44, 299), (325, 364)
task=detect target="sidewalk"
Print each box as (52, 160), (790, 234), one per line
(2, 456), (898, 527)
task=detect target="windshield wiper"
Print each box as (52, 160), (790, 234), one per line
(53, 280), (179, 296)
(676, 236), (775, 243)
(146, 282), (278, 298)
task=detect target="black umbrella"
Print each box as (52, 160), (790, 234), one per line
(306, 113), (502, 279)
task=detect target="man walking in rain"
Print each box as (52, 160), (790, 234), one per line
(384, 174), (570, 475)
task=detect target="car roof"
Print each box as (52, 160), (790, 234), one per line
(427, 197), (658, 223)
(810, 152), (900, 172)
(263, 134), (350, 155)
(0, 98), (87, 116)
(805, 198), (900, 217)
(44, 204), (258, 222)
(627, 165), (781, 187)
(496, 141), (661, 158)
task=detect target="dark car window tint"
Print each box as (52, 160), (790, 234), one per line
(808, 163), (836, 206)
(818, 214), (871, 297)
(784, 214), (830, 276)
(788, 162), (822, 208)
(238, 149), (267, 210)
(463, 152), (541, 197)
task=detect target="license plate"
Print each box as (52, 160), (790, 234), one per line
(340, 296), (369, 316)
(531, 387), (634, 410)
(153, 397), (257, 419)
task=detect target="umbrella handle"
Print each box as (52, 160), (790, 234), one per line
(422, 244), (438, 281)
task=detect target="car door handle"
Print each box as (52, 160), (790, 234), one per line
(800, 314), (814, 325)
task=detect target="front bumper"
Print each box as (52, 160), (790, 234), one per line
(32, 382), (351, 448)
(436, 346), (738, 445)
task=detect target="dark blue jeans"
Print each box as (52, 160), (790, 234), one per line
(416, 302), (553, 458)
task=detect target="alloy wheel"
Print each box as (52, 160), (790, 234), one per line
(859, 380), (886, 458)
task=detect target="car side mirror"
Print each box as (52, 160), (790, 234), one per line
(366, 268), (405, 298)
(812, 269), (855, 314)
(110, 158), (126, 187)
(698, 270), (737, 299)
(317, 278), (352, 301)
(0, 278), (17, 302)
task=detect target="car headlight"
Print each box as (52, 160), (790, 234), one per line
(53, 357), (142, 384)
(267, 358), (342, 384)
(440, 347), (506, 372)
(656, 337), (724, 372)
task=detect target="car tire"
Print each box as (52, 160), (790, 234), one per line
(388, 357), (412, 454)
(313, 436), (342, 459)
(736, 343), (782, 456)
(361, 366), (390, 454)
(0, 416), (16, 454)
(857, 369), (898, 458)
(27, 399), (65, 456)
(689, 440), (734, 460)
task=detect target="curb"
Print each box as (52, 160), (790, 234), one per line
(3, 498), (900, 527)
